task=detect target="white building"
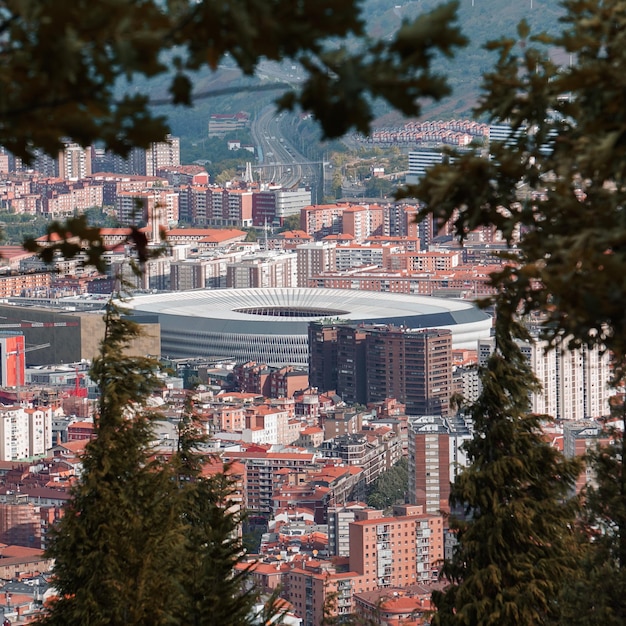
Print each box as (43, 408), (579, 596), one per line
(478, 336), (613, 420)
(406, 151), (444, 185)
(0, 406), (54, 460)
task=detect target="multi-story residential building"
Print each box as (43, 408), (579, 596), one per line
(296, 241), (336, 287)
(170, 258), (213, 290)
(286, 561), (355, 626)
(309, 323), (453, 416)
(301, 204), (347, 239)
(58, 143), (92, 180)
(478, 336), (613, 420)
(0, 272), (51, 298)
(310, 265), (499, 298)
(220, 449), (318, 515)
(327, 503), (371, 557)
(26, 406), (54, 456)
(226, 252), (297, 288)
(308, 321), (341, 393)
(407, 414), (472, 514)
(0, 406), (39, 460)
(366, 327), (452, 416)
(341, 205), (385, 242)
(41, 183), (104, 218)
(145, 134), (180, 177)
(319, 430), (401, 485)
(348, 505), (445, 589)
(208, 112), (249, 136)
(335, 244), (388, 271)
(336, 325), (368, 405)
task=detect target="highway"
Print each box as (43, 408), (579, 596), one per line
(250, 104), (326, 200)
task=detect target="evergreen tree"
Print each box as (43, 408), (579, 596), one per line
(39, 305), (267, 625)
(558, 395), (626, 626)
(171, 397), (264, 626)
(431, 311), (582, 626)
(39, 304), (185, 625)
(409, 2), (626, 622)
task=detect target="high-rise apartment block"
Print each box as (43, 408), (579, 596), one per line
(226, 252), (297, 288)
(59, 143), (92, 180)
(348, 505), (444, 588)
(407, 414), (472, 514)
(284, 505), (444, 626)
(478, 336), (612, 420)
(296, 241), (336, 287)
(145, 134), (180, 176)
(309, 322), (453, 416)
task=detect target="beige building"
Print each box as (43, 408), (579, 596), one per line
(0, 304), (160, 366)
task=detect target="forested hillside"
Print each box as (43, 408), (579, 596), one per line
(161, 1), (565, 160)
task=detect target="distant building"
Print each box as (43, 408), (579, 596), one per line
(407, 414), (472, 514)
(252, 188), (312, 227)
(145, 135), (180, 177)
(57, 143), (92, 180)
(478, 336), (613, 420)
(208, 112), (250, 137)
(310, 323), (453, 416)
(406, 150), (444, 185)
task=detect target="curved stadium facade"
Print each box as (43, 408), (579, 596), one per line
(126, 288), (492, 367)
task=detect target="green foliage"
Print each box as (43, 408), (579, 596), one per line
(410, 3), (626, 623)
(278, 213), (301, 232)
(559, 399), (626, 625)
(38, 304), (182, 625)
(39, 304), (263, 625)
(406, 0), (626, 363)
(0, 0), (467, 162)
(432, 315), (582, 626)
(0, 213), (50, 244)
(366, 457), (408, 510)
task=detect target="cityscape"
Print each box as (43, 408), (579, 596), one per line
(0, 0), (623, 624)
(0, 120), (616, 624)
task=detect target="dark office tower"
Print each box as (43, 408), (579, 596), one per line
(308, 321), (341, 393)
(366, 327), (452, 416)
(336, 325), (368, 405)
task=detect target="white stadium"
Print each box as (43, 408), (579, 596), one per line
(126, 288), (492, 367)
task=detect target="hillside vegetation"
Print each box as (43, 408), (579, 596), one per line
(160, 1), (565, 160)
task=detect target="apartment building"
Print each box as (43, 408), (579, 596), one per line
(407, 414), (472, 514)
(478, 336), (613, 420)
(220, 449), (318, 515)
(366, 327), (453, 416)
(58, 143), (92, 180)
(0, 406), (53, 461)
(226, 252), (297, 288)
(145, 134), (180, 176)
(296, 241), (336, 287)
(348, 505), (445, 589)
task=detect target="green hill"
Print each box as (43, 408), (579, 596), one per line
(153, 1), (565, 159)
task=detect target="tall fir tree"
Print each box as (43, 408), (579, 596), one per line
(410, 1), (626, 622)
(38, 304), (185, 625)
(432, 308), (582, 626)
(170, 396), (266, 626)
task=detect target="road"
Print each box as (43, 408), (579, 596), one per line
(250, 104), (327, 200)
